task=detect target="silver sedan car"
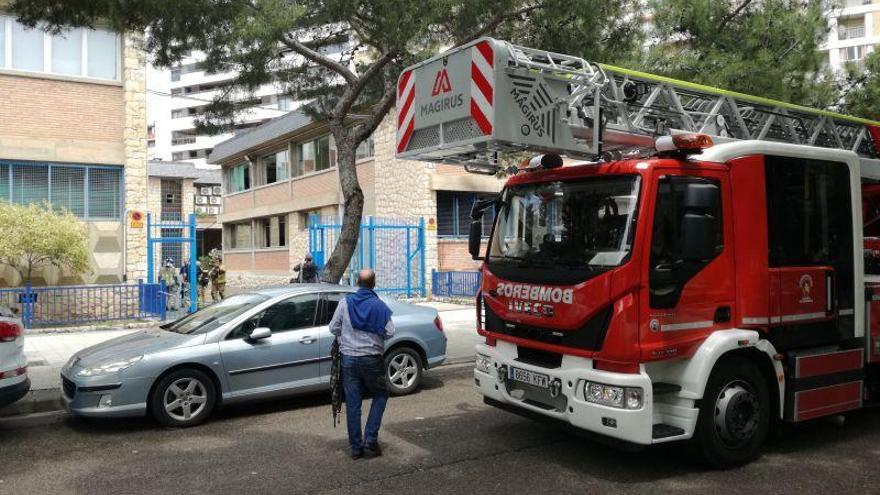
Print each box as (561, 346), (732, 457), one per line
(61, 284), (447, 427)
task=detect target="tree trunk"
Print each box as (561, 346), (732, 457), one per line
(320, 127), (364, 283)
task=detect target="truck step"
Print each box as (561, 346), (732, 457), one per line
(652, 382), (682, 395)
(652, 424), (685, 439)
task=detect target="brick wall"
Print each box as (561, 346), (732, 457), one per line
(438, 240), (486, 271)
(0, 75), (124, 150)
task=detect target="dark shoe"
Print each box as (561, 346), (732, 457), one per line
(363, 443), (382, 458)
(350, 449), (364, 460)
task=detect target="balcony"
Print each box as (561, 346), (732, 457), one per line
(838, 25), (866, 40)
(171, 137), (197, 146)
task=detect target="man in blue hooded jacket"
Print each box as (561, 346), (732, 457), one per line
(329, 269), (395, 459)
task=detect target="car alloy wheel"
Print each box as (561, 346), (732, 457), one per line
(385, 347), (422, 396)
(164, 377), (208, 422)
(150, 368), (216, 427)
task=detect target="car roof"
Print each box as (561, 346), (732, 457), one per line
(245, 283), (355, 298)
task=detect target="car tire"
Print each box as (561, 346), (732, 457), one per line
(385, 347), (423, 396)
(150, 368), (217, 428)
(689, 356), (770, 468)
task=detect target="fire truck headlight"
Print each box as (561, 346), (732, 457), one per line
(585, 382), (643, 409)
(475, 353), (492, 374)
(625, 388), (643, 409)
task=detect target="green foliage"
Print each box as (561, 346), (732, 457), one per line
(0, 202), (91, 285)
(840, 52), (880, 120)
(645, 0), (835, 108)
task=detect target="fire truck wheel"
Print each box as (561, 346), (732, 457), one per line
(690, 356), (770, 468)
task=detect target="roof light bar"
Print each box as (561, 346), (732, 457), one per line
(655, 134), (714, 154)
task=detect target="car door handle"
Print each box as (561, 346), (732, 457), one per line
(299, 336), (316, 344)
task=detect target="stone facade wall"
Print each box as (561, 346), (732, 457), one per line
(122, 33), (148, 282)
(372, 113), (439, 287)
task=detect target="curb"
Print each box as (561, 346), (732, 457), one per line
(0, 388), (63, 418)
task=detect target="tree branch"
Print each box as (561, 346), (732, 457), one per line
(458, 3), (546, 45)
(281, 34), (357, 85)
(718, 0), (752, 31)
(356, 83), (397, 143)
(336, 50), (398, 118)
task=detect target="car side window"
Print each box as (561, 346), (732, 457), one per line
(227, 312), (262, 340)
(319, 292), (348, 326)
(259, 294), (320, 333)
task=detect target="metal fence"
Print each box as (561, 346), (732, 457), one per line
(0, 281), (166, 329)
(432, 270), (482, 298)
(310, 216), (426, 297)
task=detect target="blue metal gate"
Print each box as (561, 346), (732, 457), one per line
(147, 213), (198, 314)
(309, 216), (426, 297)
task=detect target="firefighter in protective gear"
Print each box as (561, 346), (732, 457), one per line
(196, 260), (210, 305)
(209, 256), (226, 302)
(159, 259), (181, 311)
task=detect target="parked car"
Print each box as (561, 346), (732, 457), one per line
(0, 305), (29, 408)
(61, 284), (447, 427)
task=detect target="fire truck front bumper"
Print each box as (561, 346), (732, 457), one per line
(474, 342), (660, 446)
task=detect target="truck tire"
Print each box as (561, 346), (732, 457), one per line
(690, 356), (770, 468)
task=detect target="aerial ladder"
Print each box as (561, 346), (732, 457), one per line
(395, 37), (880, 178)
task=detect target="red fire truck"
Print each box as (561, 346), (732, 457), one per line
(396, 38), (880, 466)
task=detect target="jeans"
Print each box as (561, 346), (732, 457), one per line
(341, 354), (389, 452)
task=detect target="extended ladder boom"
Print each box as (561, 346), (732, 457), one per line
(395, 37), (880, 170)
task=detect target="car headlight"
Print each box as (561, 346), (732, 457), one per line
(76, 356), (143, 377)
(475, 353), (492, 374)
(584, 381), (643, 409)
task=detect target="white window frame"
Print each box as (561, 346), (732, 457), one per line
(0, 16), (122, 83)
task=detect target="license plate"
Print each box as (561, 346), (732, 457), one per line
(508, 367), (549, 388)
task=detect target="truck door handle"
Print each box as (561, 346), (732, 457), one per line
(299, 336), (316, 344)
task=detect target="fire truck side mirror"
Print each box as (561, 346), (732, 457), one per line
(469, 221), (484, 260)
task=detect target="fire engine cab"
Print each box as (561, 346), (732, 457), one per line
(396, 37), (880, 467)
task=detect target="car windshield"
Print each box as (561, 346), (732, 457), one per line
(161, 293), (270, 335)
(488, 176), (641, 268)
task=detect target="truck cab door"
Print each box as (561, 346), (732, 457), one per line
(640, 170), (736, 361)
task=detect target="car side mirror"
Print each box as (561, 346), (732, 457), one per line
(469, 221), (484, 260)
(248, 327), (272, 341)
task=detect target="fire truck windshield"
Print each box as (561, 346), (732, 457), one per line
(488, 176), (640, 270)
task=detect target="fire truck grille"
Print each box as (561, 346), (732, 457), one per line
(484, 302), (612, 352)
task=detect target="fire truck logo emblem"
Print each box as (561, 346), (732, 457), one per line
(799, 274), (814, 304)
(431, 68), (452, 96)
(650, 319), (660, 332)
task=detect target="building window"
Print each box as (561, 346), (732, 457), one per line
(261, 149), (289, 185)
(0, 17), (120, 81)
(277, 96), (294, 111)
(356, 137), (375, 160)
(227, 163), (250, 193)
(51, 30), (82, 76)
(437, 191), (495, 238)
(258, 215), (287, 248)
(0, 161), (122, 220)
(295, 134), (334, 177)
(11, 19), (44, 72)
(227, 222), (252, 249)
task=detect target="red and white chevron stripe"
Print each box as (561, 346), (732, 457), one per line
(396, 70), (416, 153)
(470, 40), (494, 136)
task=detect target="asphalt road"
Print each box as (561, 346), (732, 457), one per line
(2, 365), (880, 495)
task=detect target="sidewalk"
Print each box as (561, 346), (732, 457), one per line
(1, 302), (480, 417)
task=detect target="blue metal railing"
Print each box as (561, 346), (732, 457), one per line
(310, 215), (426, 297)
(432, 270), (482, 298)
(0, 281), (166, 329)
